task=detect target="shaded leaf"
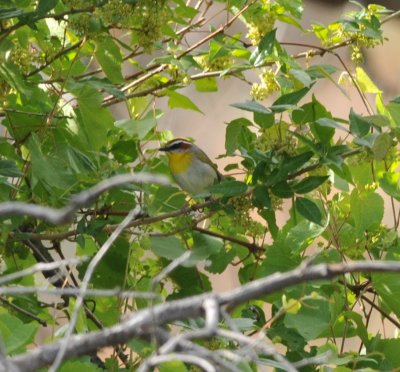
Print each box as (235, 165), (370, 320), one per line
(291, 176), (329, 194)
(285, 299), (330, 341)
(231, 100), (271, 115)
(95, 38), (124, 83)
(295, 197), (323, 225)
(209, 180), (247, 196)
(225, 118), (253, 155)
(37, 0), (58, 16)
(0, 160), (23, 177)
(272, 86), (311, 109)
(150, 236), (186, 260)
(372, 133), (392, 160)
(349, 109), (371, 138)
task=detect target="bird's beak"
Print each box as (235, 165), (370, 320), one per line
(159, 146), (167, 152)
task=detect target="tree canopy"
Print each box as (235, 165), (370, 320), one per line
(1, 0), (400, 371)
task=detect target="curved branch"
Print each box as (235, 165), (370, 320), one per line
(0, 173), (169, 224)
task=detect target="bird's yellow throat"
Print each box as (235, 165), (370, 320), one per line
(168, 152), (193, 174)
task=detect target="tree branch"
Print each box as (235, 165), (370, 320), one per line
(7, 260), (400, 371)
(0, 173), (168, 224)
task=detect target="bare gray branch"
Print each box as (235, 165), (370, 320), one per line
(0, 173), (169, 224)
(6, 260), (400, 371)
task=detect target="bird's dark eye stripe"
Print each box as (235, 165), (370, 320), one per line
(167, 142), (182, 150)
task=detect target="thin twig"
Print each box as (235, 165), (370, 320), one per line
(0, 297), (47, 326)
(0, 258), (82, 286)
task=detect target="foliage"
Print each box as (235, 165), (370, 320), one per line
(0, 0), (400, 370)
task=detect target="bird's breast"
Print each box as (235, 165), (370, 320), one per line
(168, 152), (193, 174)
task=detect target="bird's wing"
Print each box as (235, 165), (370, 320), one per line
(195, 147), (223, 181)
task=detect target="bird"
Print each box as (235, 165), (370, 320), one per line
(159, 138), (223, 196)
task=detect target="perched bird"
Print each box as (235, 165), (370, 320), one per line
(159, 138), (223, 196)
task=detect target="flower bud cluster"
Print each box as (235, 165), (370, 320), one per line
(194, 54), (233, 72)
(250, 68), (279, 100)
(229, 194), (265, 238)
(245, 1), (277, 46)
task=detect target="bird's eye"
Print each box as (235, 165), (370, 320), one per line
(168, 142), (182, 150)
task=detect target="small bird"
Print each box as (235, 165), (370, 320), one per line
(159, 138), (223, 196)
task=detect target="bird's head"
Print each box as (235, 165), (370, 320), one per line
(159, 138), (196, 174)
(159, 138), (194, 155)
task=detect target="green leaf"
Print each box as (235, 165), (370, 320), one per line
(316, 118), (348, 132)
(249, 29), (277, 66)
(0, 62), (33, 99)
(373, 272), (400, 318)
(188, 232), (223, 264)
(0, 160), (23, 177)
(349, 109), (371, 138)
(194, 77), (218, 92)
(356, 66), (381, 94)
(115, 110), (162, 139)
(258, 243), (301, 278)
(59, 359), (103, 372)
(0, 8), (25, 20)
(343, 311), (369, 345)
(290, 68), (312, 87)
(371, 338), (400, 369)
(206, 247), (237, 274)
(158, 360), (188, 372)
(379, 171), (400, 201)
(166, 90), (202, 113)
(231, 100), (271, 115)
(0, 314), (38, 353)
(169, 266), (212, 296)
(283, 151), (313, 173)
(292, 96), (334, 142)
(350, 190), (384, 235)
(209, 180), (247, 196)
(285, 299), (330, 341)
(82, 77), (125, 99)
(95, 38), (124, 84)
(372, 133), (392, 160)
(260, 209), (278, 239)
(225, 118), (253, 155)
(74, 86), (114, 150)
(363, 114), (391, 128)
(150, 236), (186, 260)
(291, 176), (329, 194)
(272, 86), (311, 111)
(28, 134), (70, 190)
(254, 112), (274, 128)
(270, 181), (294, 198)
(36, 0), (58, 16)
(295, 197), (323, 225)
(253, 185), (271, 208)
(279, 0), (303, 17)
(175, 4), (198, 18)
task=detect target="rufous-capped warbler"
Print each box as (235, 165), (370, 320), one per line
(159, 138), (223, 196)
